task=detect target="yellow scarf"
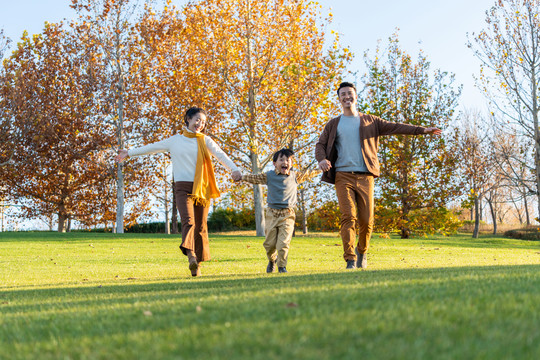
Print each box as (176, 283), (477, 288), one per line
(182, 128), (220, 206)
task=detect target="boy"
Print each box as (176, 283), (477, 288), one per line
(241, 149), (319, 273)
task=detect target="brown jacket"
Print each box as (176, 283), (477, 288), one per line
(315, 113), (426, 183)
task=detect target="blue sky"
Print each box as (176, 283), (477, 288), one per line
(1, 0), (497, 110)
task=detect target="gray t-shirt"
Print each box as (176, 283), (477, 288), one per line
(335, 115), (368, 172)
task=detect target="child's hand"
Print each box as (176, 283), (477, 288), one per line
(232, 170), (242, 182)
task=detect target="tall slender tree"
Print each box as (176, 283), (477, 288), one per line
(469, 0), (540, 223)
(72, 0), (161, 233)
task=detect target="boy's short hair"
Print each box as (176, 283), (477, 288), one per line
(337, 81), (356, 96)
(272, 148), (294, 162)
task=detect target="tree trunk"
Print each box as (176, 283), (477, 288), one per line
(114, 30), (125, 234)
(58, 213), (67, 233)
(473, 196), (480, 238)
(164, 162), (170, 235)
(171, 179), (178, 234)
(0, 199), (4, 232)
(531, 64), (540, 227)
(116, 163), (124, 234)
(164, 197), (170, 234)
(524, 193), (530, 226)
(253, 183), (265, 236)
(300, 187), (308, 234)
(400, 177), (410, 239)
(245, 4), (265, 237)
(400, 203), (411, 239)
(487, 197), (497, 235)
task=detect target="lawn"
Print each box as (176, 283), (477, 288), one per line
(1, 231), (539, 359)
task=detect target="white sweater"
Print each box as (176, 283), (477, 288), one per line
(127, 132), (239, 182)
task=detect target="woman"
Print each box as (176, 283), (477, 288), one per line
(115, 107), (241, 276)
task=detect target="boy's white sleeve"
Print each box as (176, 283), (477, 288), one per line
(205, 137), (240, 172)
(127, 137), (172, 157)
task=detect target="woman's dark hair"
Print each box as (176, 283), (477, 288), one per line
(184, 107), (207, 129)
(337, 81), (357, 96)
(272, 148), (295, 162)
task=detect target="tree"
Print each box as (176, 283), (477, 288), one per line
(71, 0), (154, 233)
(0, 29), (15, 167)
(362, 32), (462, 238)
(0, 22), (115, 232)
(469, 0), (540, 224)
(455, 109), (497, 237)
(176, 0), (351, 235)
(492, 128), (535, 226)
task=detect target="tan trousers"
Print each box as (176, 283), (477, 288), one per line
(335, 172), (374, 261)
(264, 208), (295, 268)
(175, 181), (210, 262)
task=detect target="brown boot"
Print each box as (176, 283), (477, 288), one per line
(186, 250), (199, 276)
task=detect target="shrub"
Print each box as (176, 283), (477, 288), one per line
(307, 200), (341, 231)
(504, 227), (540, 241)
(125, 222), (179, 233)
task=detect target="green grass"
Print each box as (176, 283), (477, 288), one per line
(1, 231), (539, 359)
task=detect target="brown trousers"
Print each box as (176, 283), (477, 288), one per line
(335, 172), (374, 261)
(175, 181), (210, 262)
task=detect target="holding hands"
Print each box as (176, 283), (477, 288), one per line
(232, 170), (242, 182)
(115, 149), (129, 163)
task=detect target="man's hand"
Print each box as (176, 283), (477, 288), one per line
(318, 159), (332, 172)
(115, 149), (129, 163)
(232, 170), (242, 182)
(424, 127), (442, 135)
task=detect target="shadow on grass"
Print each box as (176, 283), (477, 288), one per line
(1, 264), (540, 359)
(2, 264), (539, 319)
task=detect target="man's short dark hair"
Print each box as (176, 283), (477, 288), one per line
(337, 82), (356, 96)
(272, 148), (294, 162)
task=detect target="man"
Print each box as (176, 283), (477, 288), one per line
(315, 82), (441, 269)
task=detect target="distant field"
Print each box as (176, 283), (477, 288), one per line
(1, 232), (539, 359)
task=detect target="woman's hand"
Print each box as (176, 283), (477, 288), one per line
(115, 149), (129, 163)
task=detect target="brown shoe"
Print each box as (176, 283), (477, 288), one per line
(190, 265), (201, 277)
(355, 248), (367, 269)
(187, 250), (199, 276)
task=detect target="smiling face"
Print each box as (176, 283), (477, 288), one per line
(273, 153), (293, 175)
(338, 86), (357, 110)
(187, 112), (207, 133)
